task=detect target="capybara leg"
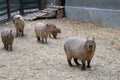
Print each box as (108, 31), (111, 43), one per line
(45, 38), (47, 44)
(10, 45), (12, 51)
(74, 58), (80, 66)
(6, 45), (8, 50)
(37, 36), (40, 42)
(49, 34), (52, 38)
(67, 58), (73, 67)
(4, 44), (6, 49)
(81, 61), (86, 70)
(42, 38), (44, 44)
(22, 32), (24, 36)
(16, 31), (19, 37)
(53, 35), (57, 39)
(87, 60), (91, 68)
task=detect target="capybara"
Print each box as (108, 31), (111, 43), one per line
(35, 23), (56, 44)
(1, 29), (14, 51)
(13, 15), (25, 37)
(49, 27), (61, 39)
(64, 37), (96, 70)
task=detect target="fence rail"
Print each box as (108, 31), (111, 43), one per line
(0, 0), (43, 23)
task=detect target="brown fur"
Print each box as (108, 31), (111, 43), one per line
(35, 23), (56, 44)
(13, 15), (25, 37)
(1, 29), (14, 51)
(49, 27), (61, 39)
(64, 37), (96, 70)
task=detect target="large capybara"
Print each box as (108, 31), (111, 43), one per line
(13, 15), (25, 37)
(64, 37), (96, 70)
(35, 23), (56, 44)
(1, 29), (14, 51)
(49, 27), (61, 39)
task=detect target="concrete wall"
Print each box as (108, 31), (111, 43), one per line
(65, 0), (120, 28)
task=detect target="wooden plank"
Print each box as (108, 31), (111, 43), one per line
(50, 6), (64, 9)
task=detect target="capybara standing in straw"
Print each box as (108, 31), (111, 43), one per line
(64, 37), (96, 70)
(13, 15), (25, 37)
(1, 29), (14, 51)
(35, 23), (55, 44)
(49, 27), (61, 39)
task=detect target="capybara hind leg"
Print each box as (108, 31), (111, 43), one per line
(81, 61), (86, 70)
(16, 30), (19, 37)
(53, 35), (57, 39)
(87, 60), (91, 68)
(21, 30), (24, 36)
(67, 58), (73, 67)
(42, 38), (44, 44)
(74, 58), (80, 66)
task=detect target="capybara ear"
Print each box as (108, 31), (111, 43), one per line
(93, 38), (95, 41)
(17, 17), (20, 19)
(10, 30), (12, 33)
(87, 37), (89, 40)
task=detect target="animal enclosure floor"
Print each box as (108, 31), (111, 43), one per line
(0, 18), (120, 80)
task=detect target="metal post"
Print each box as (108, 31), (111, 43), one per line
(19, 0), (24, 15)
(7, 0), (11, 20)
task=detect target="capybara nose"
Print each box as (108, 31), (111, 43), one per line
(89, 45), (93, 48)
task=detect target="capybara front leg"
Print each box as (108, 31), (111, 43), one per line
(37, 36), (40, 42)
(67, 58), (73, 67)
(81, 61), (86, 70)
(45, 38), (47, 44)
(4, 44), (6, 49)
(53, 34), (57, 39)
(10, 45), (12, 51)
(6, 45), (8, 50)
(74, 58), (80, 66)
(87, 60), (91, 68)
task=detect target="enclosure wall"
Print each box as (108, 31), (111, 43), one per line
(65, 0), (120, 28)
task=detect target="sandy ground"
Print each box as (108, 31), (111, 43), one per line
(0, 18), (120, 80)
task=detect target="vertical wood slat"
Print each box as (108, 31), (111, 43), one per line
(6, 0), (11, 20)
(38, 0), (41, 10)
(19, 0), (24, 15)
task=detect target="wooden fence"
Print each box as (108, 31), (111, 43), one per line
(0, 0), (45, 22)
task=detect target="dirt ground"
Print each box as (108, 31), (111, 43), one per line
(0, 18), (120, 80)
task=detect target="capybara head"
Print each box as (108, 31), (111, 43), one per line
(56, 28), (61, 33)
(6, 30), (13, 40)
(46, 23), (56, 32)
(13, 17), (21, 24)
(85, 38), (96, 52)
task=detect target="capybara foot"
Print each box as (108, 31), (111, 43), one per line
(74, 58), (80, 66)
(87, 65), (91, 68)
(81, 67), (86, 70)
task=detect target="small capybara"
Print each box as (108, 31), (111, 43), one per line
(35, 23), (56, 44)
(13, 15), (25, 37)
(64, 37), (96, 70)
(1, 29), (14, 51)
(49, 27), (61, 39)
